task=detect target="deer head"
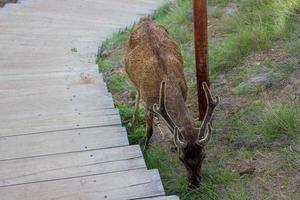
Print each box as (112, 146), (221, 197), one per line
(153, 81), (219, 186)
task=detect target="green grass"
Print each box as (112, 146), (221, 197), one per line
(282, 145), (300, 172)
(208, 6), (224, 19)
(115, 101), (252, 199)
(223, 102), (299, 149)
(145, 147), (248, 200)
(210, 0), (300, 74)
(70, 47), (78, 52)
(262, 104), (298, 140)
(222, 101), (266, 149)
(107, 74), (131, 93)
(116, 103), (146, 144)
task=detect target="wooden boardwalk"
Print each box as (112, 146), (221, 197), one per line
(0, 1), (179, 199)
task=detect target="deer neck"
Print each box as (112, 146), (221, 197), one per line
(164, 77), (194, 129)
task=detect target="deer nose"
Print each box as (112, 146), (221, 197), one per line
(189, 175), (201, 187)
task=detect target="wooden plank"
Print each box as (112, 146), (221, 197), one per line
(0, 126), (128, 161)
(0, 145), (144, 187)
(0, 96), (115, 121)
(0, 108), (121, 137)
(0, 70), (102, 87)
(0, 58), (99, 75)
(143, 196), (180, 200)
(0, 63), (98, 75)
(0, 169), (164, 200)
(0, 83), (116, 119)
(0, 86), (111, 104)
(0, 81), (109, 97)
(0, 38), (99, 53)
(0, 41), (100, 60)
(0, 74), (108, 90)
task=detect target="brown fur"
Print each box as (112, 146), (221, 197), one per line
(125, 17), (206, 186)
(125, 17), (190, 126)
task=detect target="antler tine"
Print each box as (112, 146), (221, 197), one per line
(174, 126), (187, 148)
(153, 81), (177, 133)
(198, 82), (220, 139)
(197, 124), (212, 146)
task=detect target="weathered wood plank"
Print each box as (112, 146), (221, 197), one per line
(0, 82), (115, 119)
(0, 126), (128, 161)
(0, 169), (164, 200)
(143, 196), (180, 200)
(0, 82), (109, 98)
(0, 59), (99, 75)
(0, 97), (115, 121)
(0, 60), (98, 74)
(0, 86), (111, 106)
(0, 145), (144, 187)
(0, 70), (103, 90)
(0, 109), (121, 137)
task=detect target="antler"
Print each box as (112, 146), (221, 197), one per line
(197, 82), (220, 146)
(153, 81), (187, 148)
(153, 81), (177, 132)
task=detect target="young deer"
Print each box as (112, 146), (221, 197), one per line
(125, 17), (219, 186)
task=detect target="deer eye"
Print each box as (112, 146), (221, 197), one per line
(179, 157), (184, 162)
(201, 153), (206, 160)
(179, 153), (185, 163)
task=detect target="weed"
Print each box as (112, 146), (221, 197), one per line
(282, 146), (300, 172)
(237, 148), (256, 160)
(223, 101), (265, 149)
(116, 103), (145, 144)
(210, 0), (300, 74)
(223, 101), (299, 148)
(70, 47), (78, 52)
(145, 146), (246, 200)
(107, 74), (131, 93)
(208, 6), (224, 19)
(262, 104), (297, 140)
(233, 83), (265, 95)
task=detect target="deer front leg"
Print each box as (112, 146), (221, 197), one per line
(144, 110), (154, 151)
(131, 91), (140, 126)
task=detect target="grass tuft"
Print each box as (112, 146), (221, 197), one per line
(116, 103), (145, 144)
(145, 147), (247, 200)
(210, 0), (300, 73)
(262, 104), (298, 140)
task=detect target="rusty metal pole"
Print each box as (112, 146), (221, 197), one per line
(193, 0), (209, 120)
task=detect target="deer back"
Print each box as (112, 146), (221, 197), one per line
(125, 17), (187, 111)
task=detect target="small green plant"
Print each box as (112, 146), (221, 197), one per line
(209, 0), (300, 74)
(223, 101), (265, 149)
(70, 47), (78, 52)
(224, 101), (299, 147)
(233, 83), (265, 95)
(237, 148), (256, 160)
(282, 146), (300, 172)
(262, 105), (297, 140)
(107, 74), (130, 93)
(145, 146), (249, 199)
(116, 103), (145, 144)
(208, 6), (224, 19)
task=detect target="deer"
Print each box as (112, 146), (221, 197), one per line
(124, 17), (219, 186)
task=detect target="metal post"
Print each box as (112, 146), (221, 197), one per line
(193, 0), (209, 120)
